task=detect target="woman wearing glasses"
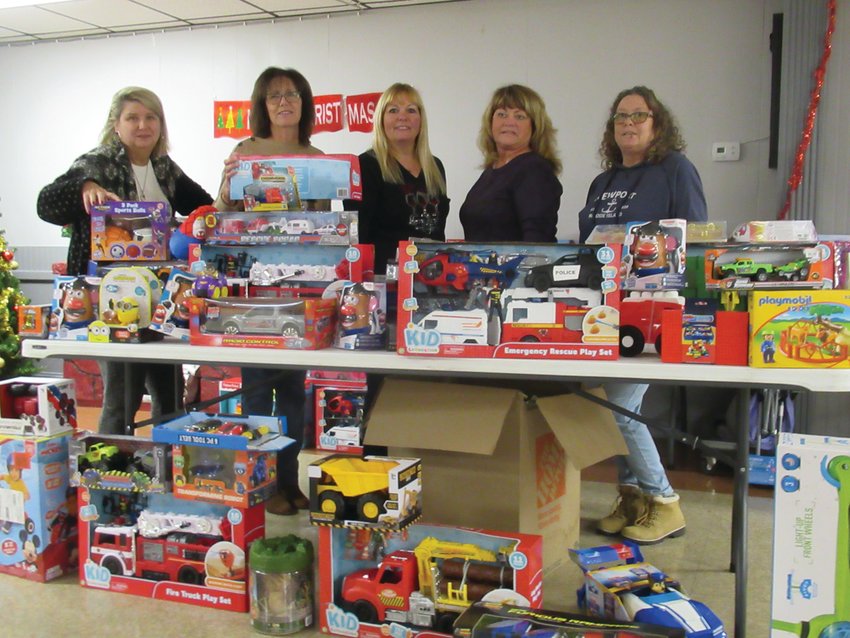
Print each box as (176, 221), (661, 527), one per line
(580, 86), (706, 545)
(214, 67), (320, 516)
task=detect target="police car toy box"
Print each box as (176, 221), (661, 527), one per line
(90, 201), (170, 261)
(396, 240), (621, 360)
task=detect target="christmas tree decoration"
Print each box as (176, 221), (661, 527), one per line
(0, 228), (39, 378)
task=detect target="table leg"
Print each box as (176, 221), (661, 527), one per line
(124, 362), (135, 435)
(733, 386), (750, 637)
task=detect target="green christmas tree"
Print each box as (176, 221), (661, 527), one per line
(0, 228), (38, 378)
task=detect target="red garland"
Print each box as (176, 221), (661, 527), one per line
(779, 0), (837, 220)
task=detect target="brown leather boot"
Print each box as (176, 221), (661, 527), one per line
(265, 492), (296, 516)
(621, 493), (686, 544)
(282, 484), (309, 510)
(597, 485), (646, 535)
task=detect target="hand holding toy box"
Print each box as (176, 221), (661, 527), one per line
(90, 201), (170, 261)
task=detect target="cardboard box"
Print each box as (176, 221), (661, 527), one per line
(0, 376), (77, 437)
(771, 433), (850, 636)
(365, 379), (626, 570)
(0, 432), (77, 582)
(90, 201), (170, 261)
(229, 154), (362, 204)
(209, 210), (359, 245)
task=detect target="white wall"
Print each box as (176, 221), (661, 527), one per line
(2, 0), (842, 256)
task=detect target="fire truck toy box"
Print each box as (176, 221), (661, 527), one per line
(315, 387), (367, 453)
(69, 433), (170, 494)
(621, 219), (687, 291)
(209, 209), (359, 246)
(90, 201), (170, 261)
(705, 242), (835, 290)
(0, 432), (77, 582)
(748, 290), (850, 368)
(454, 602), (687, 638)
(0, 376), (77, 437)
(228, 154), (362, 208)
(49, 275), (101, 340)
(17, 304), (51, 338)
(153, 413), (292, 507)
(78, 489), (263, 611)
(149, 267), (196, 341)
(397, 241), (621, 360)
(308, 454), (422, 531)
(770, 434), (850, 637)
(317, 523), (543, 638)
(366, 379), (626, 572)
(190, 296), (336, 350)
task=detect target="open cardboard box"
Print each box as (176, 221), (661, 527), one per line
(365, 378), (626, 573)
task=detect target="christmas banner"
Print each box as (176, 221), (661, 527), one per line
(214, 101), (252, 138)
(314, 94), (344, 133)
(345, 92), (381, 133)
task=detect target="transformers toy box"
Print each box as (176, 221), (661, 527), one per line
(316, 523), (543, 638)
(770, 433), (850, 637)
(0, 432), (77, 582)
(90, 201), (170, 261)
(229, 154), (363, 206)
(365, 378), (626, 572)
(748, 290), (850, 368)
(77, 488), (264, 612)
(0, 376), (77, 437)
(396, 240), (621, 360)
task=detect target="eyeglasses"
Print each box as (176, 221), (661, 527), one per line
(612, 111), (653, 125)
(266, 91), (301, 103)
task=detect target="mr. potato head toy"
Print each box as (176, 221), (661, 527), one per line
(622, 220), (686, 280)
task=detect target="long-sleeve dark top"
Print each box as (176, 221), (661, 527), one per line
(37, 140), (212, 275)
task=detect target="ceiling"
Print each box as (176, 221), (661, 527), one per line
(0, 0), (465, 46)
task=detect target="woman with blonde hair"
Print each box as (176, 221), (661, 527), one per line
(460, 84), (562, 242)
(345, 82), (449, 273)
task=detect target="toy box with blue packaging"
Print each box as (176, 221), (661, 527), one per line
(771, 433), (850, 636)
(149, 266), (196, 340)
(0, 376), (77, 437)
(90, 201), (170, 261)
(0, 432), (77, 582)
(621, 219), (687, 291)
(49, 275), (101, 340)
(748, 290), (850, 368)
(317, 523), (543, 638)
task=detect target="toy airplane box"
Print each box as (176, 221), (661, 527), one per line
(0, 376), (77, 437)
(316, 523), (543, 638)
(90, 201), (170, 261)
(49, 275), (101, 340)
(69, 433), (171, 494)
(228, 154), (362, 207)
(771, 433), (850, 637)
(621, 219), (687, 290)
(0, 432), (77, 583)
(208, 210), (359, 246)
(397, 240), (621, 360)
(77, 489), (264, 612)
(706, 242), (835, 290)
(748, 290), (850, 368)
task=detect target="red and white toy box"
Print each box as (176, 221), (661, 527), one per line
(78, 489), (263, 611)
(208, 210), (359, 246)
(315, 386), (367, 454)
(0, 376), (77, 437)
(317, 523), (543, 638)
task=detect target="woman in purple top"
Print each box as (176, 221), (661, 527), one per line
(460, 85), (562, 242)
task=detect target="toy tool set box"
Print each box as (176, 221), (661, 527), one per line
(0, 432), (77, 582)
(621, 218), (687, 291)
(69, 433), (171, 494)
(396, 240), (621, 360)
(0, 376), (77, 437)
(317, 524), (543, 638)
(90, 201), (170, 261)
(748, 290), (850, 368)
(208, 210), (359, 246)
(228, 154), (362, 206)
(770, 433), (850, 637)
(705, 242), (835, 290)
(77, 489), (263, 612)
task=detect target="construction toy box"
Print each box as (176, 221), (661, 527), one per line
(705, 242), (835, 290)
(69, 433), (171, 494)
(0, 376), (77, 437)
(308, 454), (422, 531)
(454, 601), (686, 638)
(90, 201), (170, 261)
(317, 523), (543, 638)
(0, 432), (77, 582)
(190, 296), (337, 350)
(621, 219), (687, 291)
(770, 433), (850, 636)
(77, 488), (264, 612)
(315, 387), (367, 453)
(397, 240), (621, 360)
(208, 210), (359, 246)
(748, 290), (850, 368)
(229, 154), (363, 207)
(49, 275), (101, 340)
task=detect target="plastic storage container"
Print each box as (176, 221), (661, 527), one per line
(249, 535), (314, 635)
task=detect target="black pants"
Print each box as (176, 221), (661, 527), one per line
(98, 361), (182, 434)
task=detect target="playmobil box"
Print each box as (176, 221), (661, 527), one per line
(229, 154), (362, 206)
(315, 387), (367, 454)
(69, 433), (171, 494)
(0, 432), (77, 582)
(770, 433), (850, 636)
(366, 378), (626, 572)
(748, 290), (850, 368)
(90, 201), (170, 261)
(706, 242), (835, 290)
(397, 241), (621, 360)
(308, 454), (422, 531)
(317, 523), (543, 638)
(149, 266), (196, 341)
(209, 210), (359, 245)
(49, 275), (101, 340)
(0, 377), (77, 437)
(77, 488), (263, 611)
(16, 304), (51, 339)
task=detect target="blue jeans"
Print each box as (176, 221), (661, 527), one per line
(603, 382), (674, 497)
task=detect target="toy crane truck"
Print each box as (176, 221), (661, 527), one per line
(340, 536), (517, 633)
